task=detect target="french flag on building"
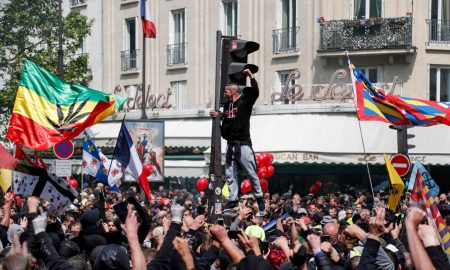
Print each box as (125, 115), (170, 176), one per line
(114, 123), (151, 200)
(140, 0), (157, 38)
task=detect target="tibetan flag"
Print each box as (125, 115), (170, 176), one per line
(6, 60), (127, 150)
(82, 131), (120, 191)
(140, 0), (157, 38)
(349, 60), (450, 126)
(114, 123), (151, 200)
(0, 144), (17, 170)
(13, 164), (78, 214)
(384, 155), (405, 212)
(413, 166), (450, 254)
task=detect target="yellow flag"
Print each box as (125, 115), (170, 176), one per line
(384, 155), (405, 211)
(222, 181), (229, 199)
(0, 169), (12, 193)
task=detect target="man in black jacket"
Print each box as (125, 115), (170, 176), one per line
(210, 69), (265, 216)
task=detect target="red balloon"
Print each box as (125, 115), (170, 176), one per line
(196, 177), (209, 191)
(160, 198), (169, 205)
(314, 180), (322, 187)
(241, 179), (252, 194)
(69, 179), (78, 189)
(259, 179), (268, 193)
(255, 154), (262, 168)
(267, 153), (274, 164)
(266, 165), (275, 178)
(143, 164), (153, 176)
(257, 167), (268, 179)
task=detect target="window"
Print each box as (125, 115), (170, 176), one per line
(429, 0), (450, 43)
(274, 0), (298, 53)
(170, 81), (187, 109)
(223, 1), (238, 36)
(168, 9), (187, 66)
(359, 67), (379, 83)
(122, 18), (138, 71)
(430, 66), (450, 101)
(354, 0), (382, 19)
(277, 70), (297, 104)
(70, 0), (87, 7)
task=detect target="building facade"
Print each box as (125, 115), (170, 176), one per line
(64, 0), (450, 193)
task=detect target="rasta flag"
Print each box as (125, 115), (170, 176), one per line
(6, 60), (127, 150)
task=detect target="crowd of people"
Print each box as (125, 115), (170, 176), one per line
(0, 182), (448, 270)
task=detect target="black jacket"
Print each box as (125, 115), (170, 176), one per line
(221, 79), (259, 141)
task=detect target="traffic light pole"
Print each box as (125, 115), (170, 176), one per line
(389, 124), (414, 154)
(208, 31), (228, 224)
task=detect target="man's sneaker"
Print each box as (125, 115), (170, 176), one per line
(223, 200), (239, 212)
(256, 197), (267, 216)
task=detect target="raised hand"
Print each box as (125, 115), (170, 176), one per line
(4, 231), (28, 270)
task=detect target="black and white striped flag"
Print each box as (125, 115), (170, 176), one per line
(13, 164), (78, 214)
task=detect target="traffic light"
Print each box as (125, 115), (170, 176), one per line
(220, 38), (259, 104)
(389, 124), (415, 154)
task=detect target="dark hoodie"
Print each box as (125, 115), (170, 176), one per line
(90, 244), (130, 270)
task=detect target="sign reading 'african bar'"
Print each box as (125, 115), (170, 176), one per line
(6, 60), (127, 150)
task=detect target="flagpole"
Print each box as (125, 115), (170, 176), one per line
(141, 30), (148, 120)
(107, 116), (126, 179)
(346, 51), (375, 198)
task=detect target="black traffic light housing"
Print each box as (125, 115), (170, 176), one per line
(389, 124), (415, 154)
(219, 38), (259, 104)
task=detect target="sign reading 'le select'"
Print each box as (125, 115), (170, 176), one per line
(390, 154), (411, 177)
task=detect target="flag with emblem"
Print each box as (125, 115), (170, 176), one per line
(384, 155), (405, 212)
(82, 131), (120, 191)
(6, 60), (127, 150)
(13, 164), (78, 214)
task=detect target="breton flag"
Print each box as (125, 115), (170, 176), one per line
(13, 164), (78, 214)
(140, 0), (157, 38)
(6, 60), (127, 150)
(82, 131), (120, 191)
(114, 123), (151, 200)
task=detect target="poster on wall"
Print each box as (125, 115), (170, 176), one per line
(124, 120), (164, 182)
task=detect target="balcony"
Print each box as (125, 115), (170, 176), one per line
(272, 27), (300, 54)
(318, 17), (414, 63)
(427, 19), (450, 45)
(121, 49), (139, 72)
(167, 43), (188, 67)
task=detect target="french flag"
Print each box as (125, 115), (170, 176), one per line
(140, 0), (157, 38)
(114, 123), (151, 200)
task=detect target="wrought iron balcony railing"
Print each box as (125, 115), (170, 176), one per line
(167, 43), (188, 66)
(319, 17), (412, 51)
(272, 27), (300, 54)
(427, 19), (450, 44)
(121, 49), (139, 71)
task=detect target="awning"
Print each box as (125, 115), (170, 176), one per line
(205, 113), (450, 165)
(61, 159), (208, 179)
(164, 160), (208, 178)
(87, 119), (211, 148)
